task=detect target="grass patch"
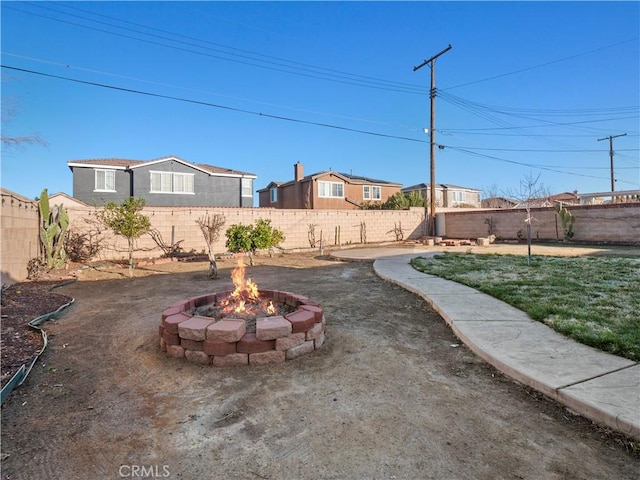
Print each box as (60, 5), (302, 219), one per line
(411, 253), (640, 361)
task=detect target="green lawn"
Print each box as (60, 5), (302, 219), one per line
(411, 253), (640, 361)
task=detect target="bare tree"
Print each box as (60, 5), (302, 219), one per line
(196, 213), (226, 279)
(504, 173), (550, 265)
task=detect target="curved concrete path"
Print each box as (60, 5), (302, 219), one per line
(331, 247), (640, 440)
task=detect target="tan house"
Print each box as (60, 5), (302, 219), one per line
(402, 183), (482, 208)
(258, 162), (402, 209)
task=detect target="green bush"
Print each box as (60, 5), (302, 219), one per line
(225, 219), (285, 253)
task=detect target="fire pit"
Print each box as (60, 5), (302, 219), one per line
(159, 261), (326, 366)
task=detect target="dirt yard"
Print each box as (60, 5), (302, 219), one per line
(1, 246), (639, 479)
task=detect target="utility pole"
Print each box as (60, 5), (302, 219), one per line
(414, 44), (452, 236)
(597, 133), (626, 192)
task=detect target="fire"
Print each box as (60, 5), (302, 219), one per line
(218, 259), (275, 318)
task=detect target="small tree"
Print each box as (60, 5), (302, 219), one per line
(195, 213), (226, 279)
(225, 219), (285, 265)
(505, 173), (550, 265)
(97, 197), (151, 277)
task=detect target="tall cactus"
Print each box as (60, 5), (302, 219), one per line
(38, 188), (69, 269)
(555, 203), (575, 240)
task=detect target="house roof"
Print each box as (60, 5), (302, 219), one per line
(402, 183), (482, 192)
(67, 155), (257, 178)
(258, 170), (401, 191)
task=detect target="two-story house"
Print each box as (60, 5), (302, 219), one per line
(67, 155), (256, 207)
(401, 183), (482, 208)
(258, 162), (402, 209)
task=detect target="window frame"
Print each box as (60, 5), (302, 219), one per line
(149, 170), (195, 194)
(318, 181), (344, 198)
(363, 185), (381, 201)
(452, 190), (467, 203)
(270, 187), (278, 203)
(241, 178), (253, 198)
(94, 169), (116, 192)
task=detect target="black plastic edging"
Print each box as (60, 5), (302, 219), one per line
(0, 296), (75, 405)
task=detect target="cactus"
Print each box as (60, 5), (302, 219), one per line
(38, 189), (69, 269)
(555, 204), (575, 240)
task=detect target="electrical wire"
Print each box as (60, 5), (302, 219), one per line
(6, 2), (427, 95)
(0, 64), (428, 144)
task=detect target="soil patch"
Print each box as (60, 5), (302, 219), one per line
(1, 248), (638, 479)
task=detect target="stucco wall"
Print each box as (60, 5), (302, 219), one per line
(64, 205), (426, 262)
(444, 204), (640, 244)
(3, 187), (637, 285)
(1, 190), (40, 284)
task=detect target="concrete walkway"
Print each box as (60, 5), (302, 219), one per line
(331, 247), (640, 440)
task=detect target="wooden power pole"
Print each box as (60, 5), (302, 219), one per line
(597, 133), (626, 191)
(414, 44), (452, 236)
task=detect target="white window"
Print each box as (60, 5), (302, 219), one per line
(318, 181), (344, 198)
(452, 190), (467, 203)
(95, 169), (116, 192)
(242, 178), (253, 198)
(363, 185), (381, 201)
(270, 187), (278, 203)
(150, 171), (194, 194)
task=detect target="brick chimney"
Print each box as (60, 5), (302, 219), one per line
(294, 162), (304, 182)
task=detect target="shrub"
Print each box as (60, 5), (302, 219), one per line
(225, 219), (285, 253)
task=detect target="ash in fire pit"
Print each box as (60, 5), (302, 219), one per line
(159, 260), (326, 366)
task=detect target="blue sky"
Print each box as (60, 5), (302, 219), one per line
(2, 1), (639, 204)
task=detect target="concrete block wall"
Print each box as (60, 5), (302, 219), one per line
(1, 190), (40, 284)
(64, 206), (427, 262)
(444, 203), (640, 244)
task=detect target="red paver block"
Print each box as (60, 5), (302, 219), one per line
(256, 316), (292, 340)
(163, 312), (192, 335)
(214, 291), (233, 304)
(166, 345), (185, 358)
(300, 304), (323, 323)
(286, 340), (315, 360)
(203, 339), (237, 356)
(275, 332), (306, 351)
(212, 353), (248, 367)
(276, 291), (293, 303)
(165, 299), (190, 311)
(258, 289), (278, 301)
(299, 298), (321, 307)
(185, 350), (210, 365)
(191, 294), (217, 308)
(181, 338), (204, 351)
(206, 319), (246, 342)
(159, 325), (165, 337)
(161, 305), (184, 321)
(285, 309), (316, 333)
(159, 336), (166, 352)
(315, 330), (325, 349)
(163, 330), (181, 346)
(289, 294), (309, 305)
(306, 322), (324, 341)
(178, 316), (215, 341)
(237, 333), (276, 354)
(249, 350), (286, 365)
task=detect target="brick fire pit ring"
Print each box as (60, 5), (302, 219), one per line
(159, 290), (326, 366)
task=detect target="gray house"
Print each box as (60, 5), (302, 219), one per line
(67, 155), (256, 207)
(402, 183), (482, 208)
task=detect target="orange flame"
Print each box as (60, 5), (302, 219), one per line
(218, 259), (275, 318)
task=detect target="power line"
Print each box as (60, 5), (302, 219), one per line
(443, 37), (640, 91)
(2, 51), (421, 132)
(0, 64), (428, 144)
(7, 3), (427, 95)
(445, 146), (638, 186)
